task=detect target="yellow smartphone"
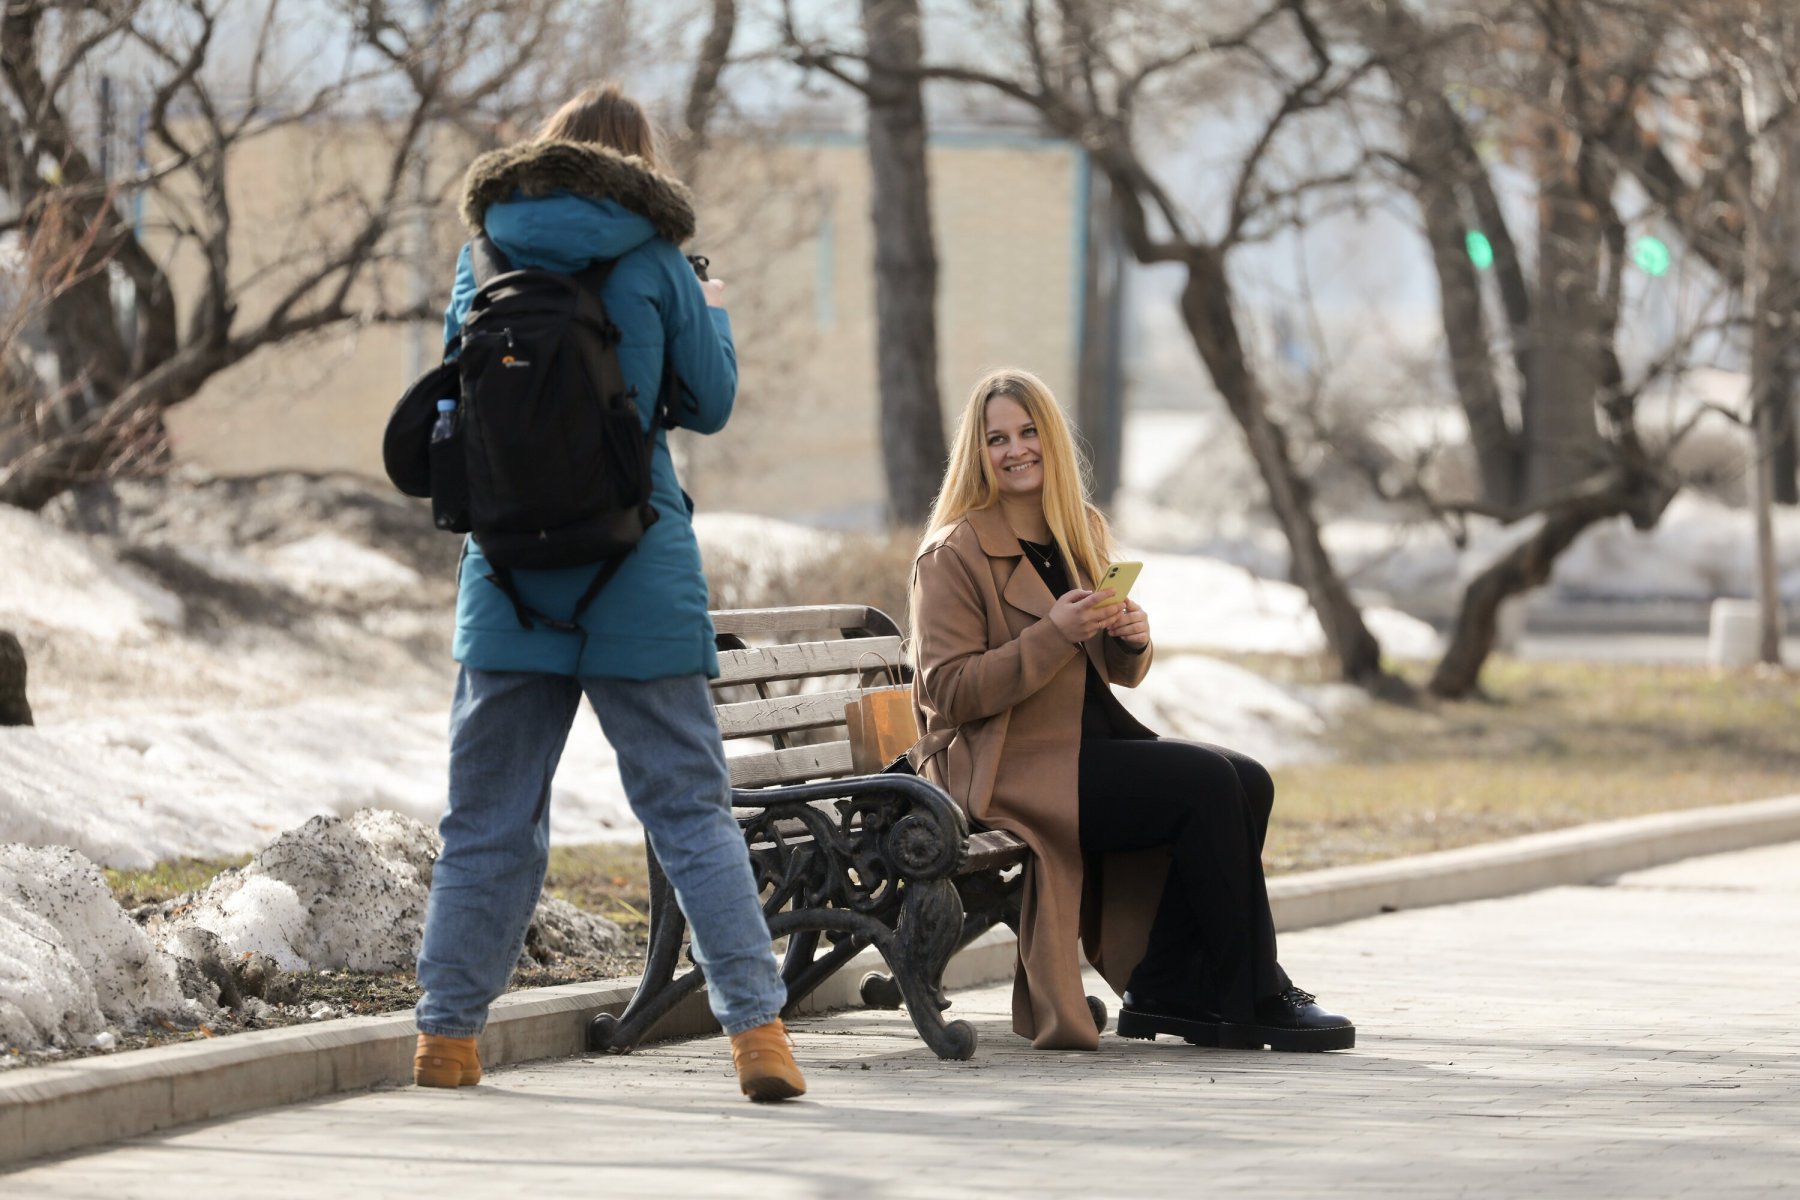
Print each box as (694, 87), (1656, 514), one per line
(1092, 560), (1143, 609)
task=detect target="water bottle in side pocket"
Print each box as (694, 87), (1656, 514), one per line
(428, 398), (471, 533)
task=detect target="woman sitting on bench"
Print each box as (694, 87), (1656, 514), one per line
(907, 367), (1354, 1053)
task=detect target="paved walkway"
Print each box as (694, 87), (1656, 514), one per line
(11, 842), (1800, 1197)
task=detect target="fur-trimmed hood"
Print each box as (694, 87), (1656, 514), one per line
(460, 139), (695, 245)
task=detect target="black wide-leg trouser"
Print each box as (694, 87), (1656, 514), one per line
(1077, 738), (1289, 1023)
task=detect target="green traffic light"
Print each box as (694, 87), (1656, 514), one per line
(1633, 236), (1671, 277)
(1465, 231), (1494, 270)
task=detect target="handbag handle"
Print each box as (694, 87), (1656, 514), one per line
(853, 647), (905, 688)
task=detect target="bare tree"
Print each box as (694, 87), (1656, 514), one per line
(1350, 0), (1713, 696)
(1723, 2), (1800, 663)
(0, 0), (581, 511)
(669, 0), (738, 185)
(789, 0), (1392, 686)
(1375, 0), (1800, 688)
(1611, 0), (1800, 508)
(860, 0), (946, 526)
(782, 0), (946, 527)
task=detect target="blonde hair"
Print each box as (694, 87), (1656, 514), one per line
(536, 83), (661, 166)
(924, 368), (1114, 588)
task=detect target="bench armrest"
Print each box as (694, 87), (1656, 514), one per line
(732, 774), (969, 882)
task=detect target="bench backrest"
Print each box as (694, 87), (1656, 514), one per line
(711, 605), (906, 790)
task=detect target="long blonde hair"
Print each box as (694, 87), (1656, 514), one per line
(924, 367), (1114, 588)
(536, 83), (661, 165)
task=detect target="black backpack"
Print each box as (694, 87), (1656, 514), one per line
(384, 236), (665, 638)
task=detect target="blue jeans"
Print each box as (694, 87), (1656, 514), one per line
(416, 667), (787, 1037)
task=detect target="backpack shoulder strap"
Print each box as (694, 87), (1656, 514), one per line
(471, 235), (512, 287)
(572, 258), (618, 294)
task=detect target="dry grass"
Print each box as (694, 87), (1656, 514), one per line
(106, 854), (250, 907)
(544, 840), (654, 940)
(1264, 656), (1800, 873)
(705, 525), (920, 631)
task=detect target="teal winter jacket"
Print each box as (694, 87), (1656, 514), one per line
(442, 140), (731, 680)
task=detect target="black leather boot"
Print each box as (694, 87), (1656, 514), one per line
(1219, 985), (1355, 1052)
(1115, 990), (1221, 1047)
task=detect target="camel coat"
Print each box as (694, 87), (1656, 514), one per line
(908, 505), (1173, 1050)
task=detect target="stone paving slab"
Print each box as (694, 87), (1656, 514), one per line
(9, 841), (1799, 1198)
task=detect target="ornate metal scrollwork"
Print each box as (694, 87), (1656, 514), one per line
(593, 773), (982, 1061)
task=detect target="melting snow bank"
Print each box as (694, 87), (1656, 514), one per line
(149, 809), (622, 975)
(0, 700), (637, 869)
(0, 845), (201, 1055)
(1, 810), (623, 1060)
(0, 488), (1388, 873)
(1117, 657), (1359, 768)
(1121, 486), (1800, 614)
(1127, 551), (1442, 660)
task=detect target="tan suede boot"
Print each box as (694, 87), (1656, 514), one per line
(414, 1033), (482, 1088)
(730, 1019), (806, 1102)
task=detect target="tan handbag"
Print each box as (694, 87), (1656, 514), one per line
(843, 649), (920, 775)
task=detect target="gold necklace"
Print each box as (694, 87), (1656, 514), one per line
(1020, 538), (1056, 570)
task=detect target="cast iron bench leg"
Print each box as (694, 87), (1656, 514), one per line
(588, 840), (695, 1054)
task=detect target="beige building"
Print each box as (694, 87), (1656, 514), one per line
(168, 127), (1091, 525)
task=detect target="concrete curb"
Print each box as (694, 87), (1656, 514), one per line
(0, 927), (1018, 1170)
(1266, 793), (1800, 930)
(5, 793), (1799, 1169)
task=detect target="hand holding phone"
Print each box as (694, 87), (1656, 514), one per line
(1091, 560), (1143, 609)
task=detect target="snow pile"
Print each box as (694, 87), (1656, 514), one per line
(1120, 422), (1800, 614)
(0, 701), (634, 869)
(1549, 493), (1800, 603)
(0, 474), (1420, 874)
(0, 504), (184, 640)
(1120, 656), (1354, 768)
(261, 533), (423, 601)
(168, 810), (438, 972)
(157, 809), (622, 973)
(0, 704), (451, 869)
(1128, 551), (1443, 660)
(0, 845), (205, 1053)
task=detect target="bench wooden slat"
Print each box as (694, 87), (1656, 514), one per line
(712, 606), (877, 637)
(729, 740), (855, 788)
(714, 637), (904, 688)
(714, 686), (868, 740)
(966, 828), (1029, 872)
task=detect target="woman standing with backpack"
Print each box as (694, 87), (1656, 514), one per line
(412, 84), (804, 1102)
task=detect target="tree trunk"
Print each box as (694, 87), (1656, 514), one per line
(861, 0), (945, 526)
(1413, 160), (1522, 508)
(1746, 116), (1795, 662)
(1372, 13), (1524, 510)
(1176, 251), (1386, 686)
(0, 629), (30, 727)
(671, 0), (737, 188)
(1076, 160), (1126, 508)
(1523, 172), (1608, 503)
(1430, 488), (1629, 697)
(1774, 387), (1799, 507)
(0, 347), (224, 510)
(1763, 124), (1800, 508)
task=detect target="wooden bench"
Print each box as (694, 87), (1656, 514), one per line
(585, 604), (1042, 1060)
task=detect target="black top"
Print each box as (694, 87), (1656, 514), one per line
(1019, 538), (1124, 738)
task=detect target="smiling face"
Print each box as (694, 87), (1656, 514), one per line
(984, 394), (1044, 501)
